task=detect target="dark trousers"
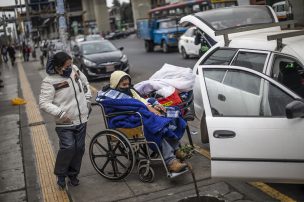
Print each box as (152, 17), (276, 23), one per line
(54, 123), (87, 177)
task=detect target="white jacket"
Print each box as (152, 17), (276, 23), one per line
(39, 65), (92, 126)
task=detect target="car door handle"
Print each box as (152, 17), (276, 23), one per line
(218, 94), (226, 101)
(213, 130), (236, 138)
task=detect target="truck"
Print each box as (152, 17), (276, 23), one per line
(137, 18), (187, 53)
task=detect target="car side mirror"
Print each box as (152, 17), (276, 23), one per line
(286, 100), (304, 119)
(119, 47), (124, 51)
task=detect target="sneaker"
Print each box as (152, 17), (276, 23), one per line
(168, 159), (187, 173)
(68, 176), (80, 186)
(57, 176), (66, 190)
(175, 150), (188, 161)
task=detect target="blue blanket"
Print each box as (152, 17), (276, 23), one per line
(100, 98), (186, 148)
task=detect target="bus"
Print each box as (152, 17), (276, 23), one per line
(149, 0), (238, 19)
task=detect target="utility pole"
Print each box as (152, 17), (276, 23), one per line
(24, 0), (32, 43)
(56, 0), (70, 54)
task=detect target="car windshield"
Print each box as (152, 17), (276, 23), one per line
(81, 41), (117, 55)
(159, 20), (177, 29)
(194, 6), (275, 31)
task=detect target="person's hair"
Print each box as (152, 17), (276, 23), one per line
(53, 52), (72, 68)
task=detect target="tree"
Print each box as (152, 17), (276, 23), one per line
(120, 2), (133, 24)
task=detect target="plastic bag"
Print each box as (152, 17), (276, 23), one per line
(11, 97), (27, 105)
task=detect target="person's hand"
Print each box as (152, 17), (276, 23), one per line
(154, 104), (166, 113)
(60, 113), (72, 123)
(87, 101), (92, 115)
(147, 105), (162, 116)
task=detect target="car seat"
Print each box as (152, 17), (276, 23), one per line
(278, 61), (304, 98)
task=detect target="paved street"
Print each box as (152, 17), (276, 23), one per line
(0, 35), (303, 202)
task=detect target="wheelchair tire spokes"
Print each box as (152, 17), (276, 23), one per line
(89, 130), (135, 181)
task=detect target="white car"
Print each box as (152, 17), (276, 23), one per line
(198, 64), (304, 183)
(180, 5), (280, 50)
(181, 5), (304, 143)
(178, 27), (201, 59)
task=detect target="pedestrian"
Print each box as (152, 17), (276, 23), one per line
(39, 51), (92, 189)
(7, 44), (16, 66)
(1, 45), (8, 63)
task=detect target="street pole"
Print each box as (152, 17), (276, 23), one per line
(56, 0), (70, 54)
(24, 0), (32, 44)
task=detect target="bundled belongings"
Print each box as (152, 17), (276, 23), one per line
(134, 63), (195, 98)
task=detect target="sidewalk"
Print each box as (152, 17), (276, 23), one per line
(0, 56), (277, 202)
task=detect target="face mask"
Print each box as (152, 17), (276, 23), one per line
(117, 87), (132, 96)
(61, 66), (72, 78)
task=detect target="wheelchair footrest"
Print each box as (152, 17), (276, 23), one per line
(167, 168), (189, 178)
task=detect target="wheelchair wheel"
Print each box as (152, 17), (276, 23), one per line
(138, 165), (155, 183)
(89, 129), (135, 180)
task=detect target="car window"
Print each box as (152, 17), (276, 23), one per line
(204, 69), (293, 117)
(223, 70), (261, 95)
(271, 55), (304, 98)
(231, 51), (267, 73)
(201, 48), (237, 65)
(184, 28), (194, 37)
(81, 41), (117, 55)
(194, 6), (275, 31)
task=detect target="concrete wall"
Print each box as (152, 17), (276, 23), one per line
(291, 0), (304, 26)
(131, 0), (151, 29)
(93, 0), (110, 33)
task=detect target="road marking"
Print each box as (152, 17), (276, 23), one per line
(194, 144), (296, 202)
(18, 61), (69, 202)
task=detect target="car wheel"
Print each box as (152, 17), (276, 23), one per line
(200, 112), (209, 144)
(181, 47), (189, 59)
(162, 41), (169, 53)
(145, 40), (154, 52)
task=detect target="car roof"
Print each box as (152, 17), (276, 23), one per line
(225, 30), (304, 51)
(78, 39), (110, 45)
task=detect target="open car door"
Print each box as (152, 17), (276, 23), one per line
(198, 65), (304, 183)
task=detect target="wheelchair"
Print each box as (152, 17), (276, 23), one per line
(89, 91), (194, 183)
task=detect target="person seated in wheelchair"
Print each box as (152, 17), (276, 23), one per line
(96, 70), (188, 173)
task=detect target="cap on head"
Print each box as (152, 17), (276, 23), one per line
(110, 71), (131, 89)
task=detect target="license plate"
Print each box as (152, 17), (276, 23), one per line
(106, 65), (115, 72)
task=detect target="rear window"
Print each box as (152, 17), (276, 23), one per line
(201, 48), (237, 65)
(194, 6), (275, 31)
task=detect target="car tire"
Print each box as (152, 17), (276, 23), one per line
(162, 41), (169, 53)
(145, 40), (154, 52)
(181, 47), (189, 59)
(200, 112), (209, 144)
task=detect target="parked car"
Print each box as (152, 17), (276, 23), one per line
(272, 1), (293, 21)
(180, 5), (304, 143)
(192, 29), (304, 144)
(178, 27), (201, 59)
(72, 40), (130, 80)
(198, 64), (304, 183)
(85, 34), (104, 41)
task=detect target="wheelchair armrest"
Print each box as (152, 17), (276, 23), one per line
(106, 111), (140, 117)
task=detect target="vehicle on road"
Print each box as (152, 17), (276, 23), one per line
(137, 18), (187, 53)
(178, 27), (200, 58)
(198, 64), (304, 183)
(72, 40), (130, 80)
(85, 34), (104, 41)
(272, 1), (293, 21)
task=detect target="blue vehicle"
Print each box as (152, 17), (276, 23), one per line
(137, 18), (187, 53)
